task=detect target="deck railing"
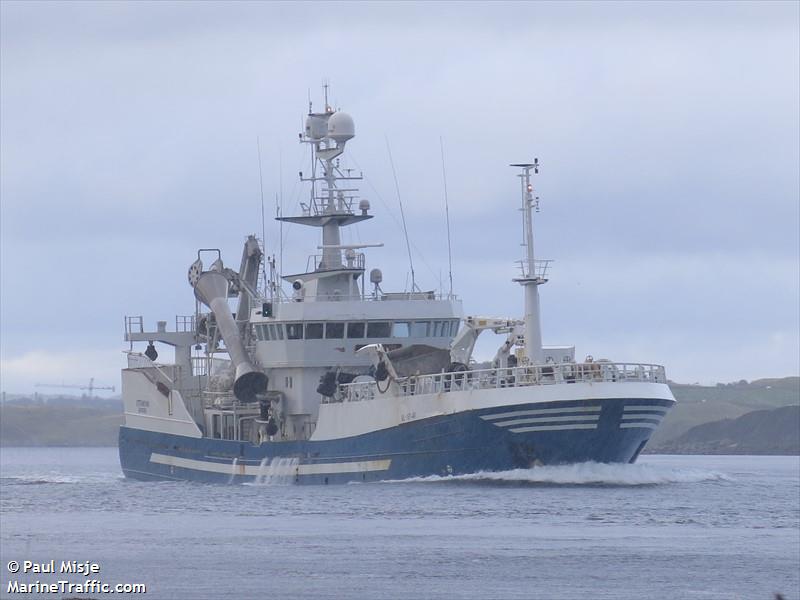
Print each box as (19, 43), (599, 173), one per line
(338, 362), (666, 403)
(271, 291), (458, 303)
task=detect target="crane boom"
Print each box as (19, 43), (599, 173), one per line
(35, 378), (115, 396)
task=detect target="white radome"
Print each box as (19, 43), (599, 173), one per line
(327, 111), (355, 142)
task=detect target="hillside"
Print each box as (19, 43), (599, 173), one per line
(646, 377), (800, 447)
(651, 405), (800, 455)
(0, 397), (123, 446)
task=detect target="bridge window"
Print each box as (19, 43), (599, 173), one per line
(392, 321), (410, 337)
(326, 322), (344, 339)
(347, 322), (365, 338)
(410, 321), (429, 337)
(305, 323), (324, 339)
(286, 323), (303, 340)
(271, 324), (284, 340)
(450, 320), (460, 336)
(367, 321), (391, 338)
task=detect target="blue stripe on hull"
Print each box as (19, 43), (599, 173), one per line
(119, 398), (673, 485)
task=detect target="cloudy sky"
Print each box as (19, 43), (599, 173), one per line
(1, 1), (798, 395)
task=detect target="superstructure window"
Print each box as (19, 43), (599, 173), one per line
(428, 320), (455, 337)
(347, 322), (365, 338)
(367, 321), (391, 338)
(392, 322), (410, 338)
(286, 323), (303, 340)
(305, 323), (324, 339)
(410, 321), (429, 337)
(272, 324), (285, 340)
(325, 322), (344, 339)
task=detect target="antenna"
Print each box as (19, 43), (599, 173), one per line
(278, 147), (284, 293)
(257, 137), (267, 296)
(439, 136), (454, 298)
(385, 137), (417, 292)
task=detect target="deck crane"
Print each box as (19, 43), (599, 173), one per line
(449, 316), (525, 368)
(35, 378), (116, 398)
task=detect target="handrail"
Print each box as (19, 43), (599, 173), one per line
(516, 259), (552, 280)
(124, 315), (143, 336)
(176, 315), (195, 333)
(305, 252), (366, 273)
(268, 291), (459, 304)
(338, 361), (667, 403)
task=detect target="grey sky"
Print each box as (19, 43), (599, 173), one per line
(1, 1), (798, 394)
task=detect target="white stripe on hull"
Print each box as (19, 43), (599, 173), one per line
(481, 406), (602, 421)
(150, 453), (391, 476)
(509, 423), (598, 433)
(620, 409), (664, 429)
(494, 415), (600, 427)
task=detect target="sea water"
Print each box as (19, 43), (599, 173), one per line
(0, 448), (797, 599)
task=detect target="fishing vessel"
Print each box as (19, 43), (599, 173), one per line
(119, 93), (675, 484)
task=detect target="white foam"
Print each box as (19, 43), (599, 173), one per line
(251, 457), (299, 486)
(227, 458), (239, 485)
(386, 462), (733, 486)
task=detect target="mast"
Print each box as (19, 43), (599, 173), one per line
(511, 160), (548, 364)
(276, 90), (378, 301)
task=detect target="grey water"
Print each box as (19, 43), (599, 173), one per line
(1, 448), (798, 600)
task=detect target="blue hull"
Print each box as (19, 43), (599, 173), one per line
(119, 398), (673, 484)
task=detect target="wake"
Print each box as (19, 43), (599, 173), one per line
(1, 473), (120, 485)
(387, 462), (733, 487)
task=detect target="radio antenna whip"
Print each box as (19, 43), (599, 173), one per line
(278, 147), (284, 292)
(257, 137), (268, 294)
(440, 136), (454, 298)
(386, 136), (417, 292)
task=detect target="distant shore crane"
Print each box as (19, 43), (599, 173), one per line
(35, 378), (116, 398)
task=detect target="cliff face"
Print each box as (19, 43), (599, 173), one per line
(650, 405), (800, 455)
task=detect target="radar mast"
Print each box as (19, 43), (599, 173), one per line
(276, 88), (380, 301)
(511, 160), (550, 364)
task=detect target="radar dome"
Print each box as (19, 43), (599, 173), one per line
(327, 111), (355, 143)
(305, 115), (328, 140)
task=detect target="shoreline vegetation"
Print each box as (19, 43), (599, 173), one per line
(1, 377), (797, 454)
